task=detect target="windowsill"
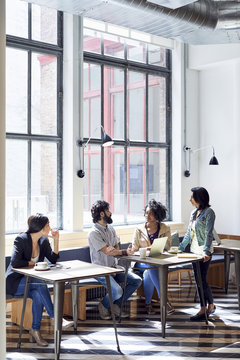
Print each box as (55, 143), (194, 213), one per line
(5, 221), (187, 256)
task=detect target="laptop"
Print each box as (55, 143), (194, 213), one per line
(213, 228), (221, 245)
(149, 236), (168, 257)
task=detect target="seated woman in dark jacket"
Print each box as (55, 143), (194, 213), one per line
(6, 214), (73, 347)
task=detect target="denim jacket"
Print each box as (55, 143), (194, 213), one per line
(179, 207), (215, 256)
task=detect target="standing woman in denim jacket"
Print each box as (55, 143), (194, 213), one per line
(179, 187), (216, 321)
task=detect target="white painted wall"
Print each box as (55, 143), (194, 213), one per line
(0, 0), (6, 357)
(172, 42), (202, 230)
(188, 44), (240, 235)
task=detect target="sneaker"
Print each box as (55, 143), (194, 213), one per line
(62, 318), (74, 330)
(51, 318), (74, 330)
(145, 304), (156, 315)
(112, 304), (129, 318)
(167, 301), (175, 315)
(98, 302), (111, 320)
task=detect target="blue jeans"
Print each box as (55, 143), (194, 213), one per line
(96, 271), (142, 308)
(14, 276), (54, 331)
(192, 258), (213, 306)
(134, 262), (156, 305)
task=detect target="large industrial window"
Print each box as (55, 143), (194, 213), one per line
(83, 29), (172, 225)
(6, 0), (63, 233)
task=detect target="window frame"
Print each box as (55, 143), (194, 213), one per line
(6, 6), (63, 233)
(83, 36), (172, 223)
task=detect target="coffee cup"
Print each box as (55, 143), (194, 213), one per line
(35, 261), (48, 270)
(139, 248), (147, 259)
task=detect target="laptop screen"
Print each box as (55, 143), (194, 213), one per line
(213, 228), (221, 245)
(149, 237), (168, 257)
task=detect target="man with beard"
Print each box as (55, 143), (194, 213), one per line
(88, 200), (142, 320)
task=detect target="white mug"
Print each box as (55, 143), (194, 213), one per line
(35, 261), (48, 270)
(139, 248), (147, 259)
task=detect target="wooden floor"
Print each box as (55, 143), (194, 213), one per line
(6, 279), (240, 359)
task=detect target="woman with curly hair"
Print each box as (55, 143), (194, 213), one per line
(132, 199), (174, 315)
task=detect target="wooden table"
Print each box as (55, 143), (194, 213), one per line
(13, 260), (124, 360)
(121, 253), (208, 337)
(214, 239), (240, 309)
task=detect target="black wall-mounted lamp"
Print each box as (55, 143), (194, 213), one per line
(77, 125), (113, 178)
(184, 145), (219, 177)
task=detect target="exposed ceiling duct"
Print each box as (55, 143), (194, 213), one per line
(147, 0), (198, 10)
(23, 0), (240, 44)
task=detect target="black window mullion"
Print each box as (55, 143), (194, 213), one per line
(28, 50), (32, 218)
(124, 67), (128, 223)
(57, 51), (63, 227)
(57, 11), (63, 48)
(145, 73), (149, 205)
(28, 3), (31, 40)
(101, 64), (104, 199)
(28, 50), (31, 135)
(145, 73), (149, 143)
(28, 140), (32, 217)
(146, 148), (149, 204)
(166, 55), (172, 219)
(57, 141), (63, 228)
(124, 146), (128, 223)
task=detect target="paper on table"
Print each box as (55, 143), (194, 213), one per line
(177, 253), (199, 258)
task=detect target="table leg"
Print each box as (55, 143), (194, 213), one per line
(195, 261), (208, 324)
(119, 261), (130, 323)
(71, 281), (79, 333)
(17, 276), (30, 349)
(224, 250), (231, 294)
(105, 274), (122, 354)
(53, 281), (65, 360)
(158, 266), (168, 338)
(234, 251), (240, 310)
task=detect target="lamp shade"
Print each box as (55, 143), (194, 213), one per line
(209, 156), (219, 165)
(103, 133), (114, 147)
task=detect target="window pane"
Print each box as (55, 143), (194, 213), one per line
(32, 4), (58, 45)
(126, 39), (146, 63)
(6, 0), (28, 38)
(6, 140), (28, 233)
(6, 48), (28, 133)
(127, 147), (146, 223)
(148, 148), (167, 207)
(104, 66), (124, 140)
(31, 52), (57, 135)
(83, 28), (101, 54)
(148, 44), (166, 67)
(83, 63), (101, 138)
(103, 146), (125, 224)
(104, 34), (124, 59)
(31, 142), (58, 227)
(128, 71), (146, 141)
(148, 75), (166, 142)
(83, 145), (101, 225)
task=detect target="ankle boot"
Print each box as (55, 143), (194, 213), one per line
(29, 328), (48, 347)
